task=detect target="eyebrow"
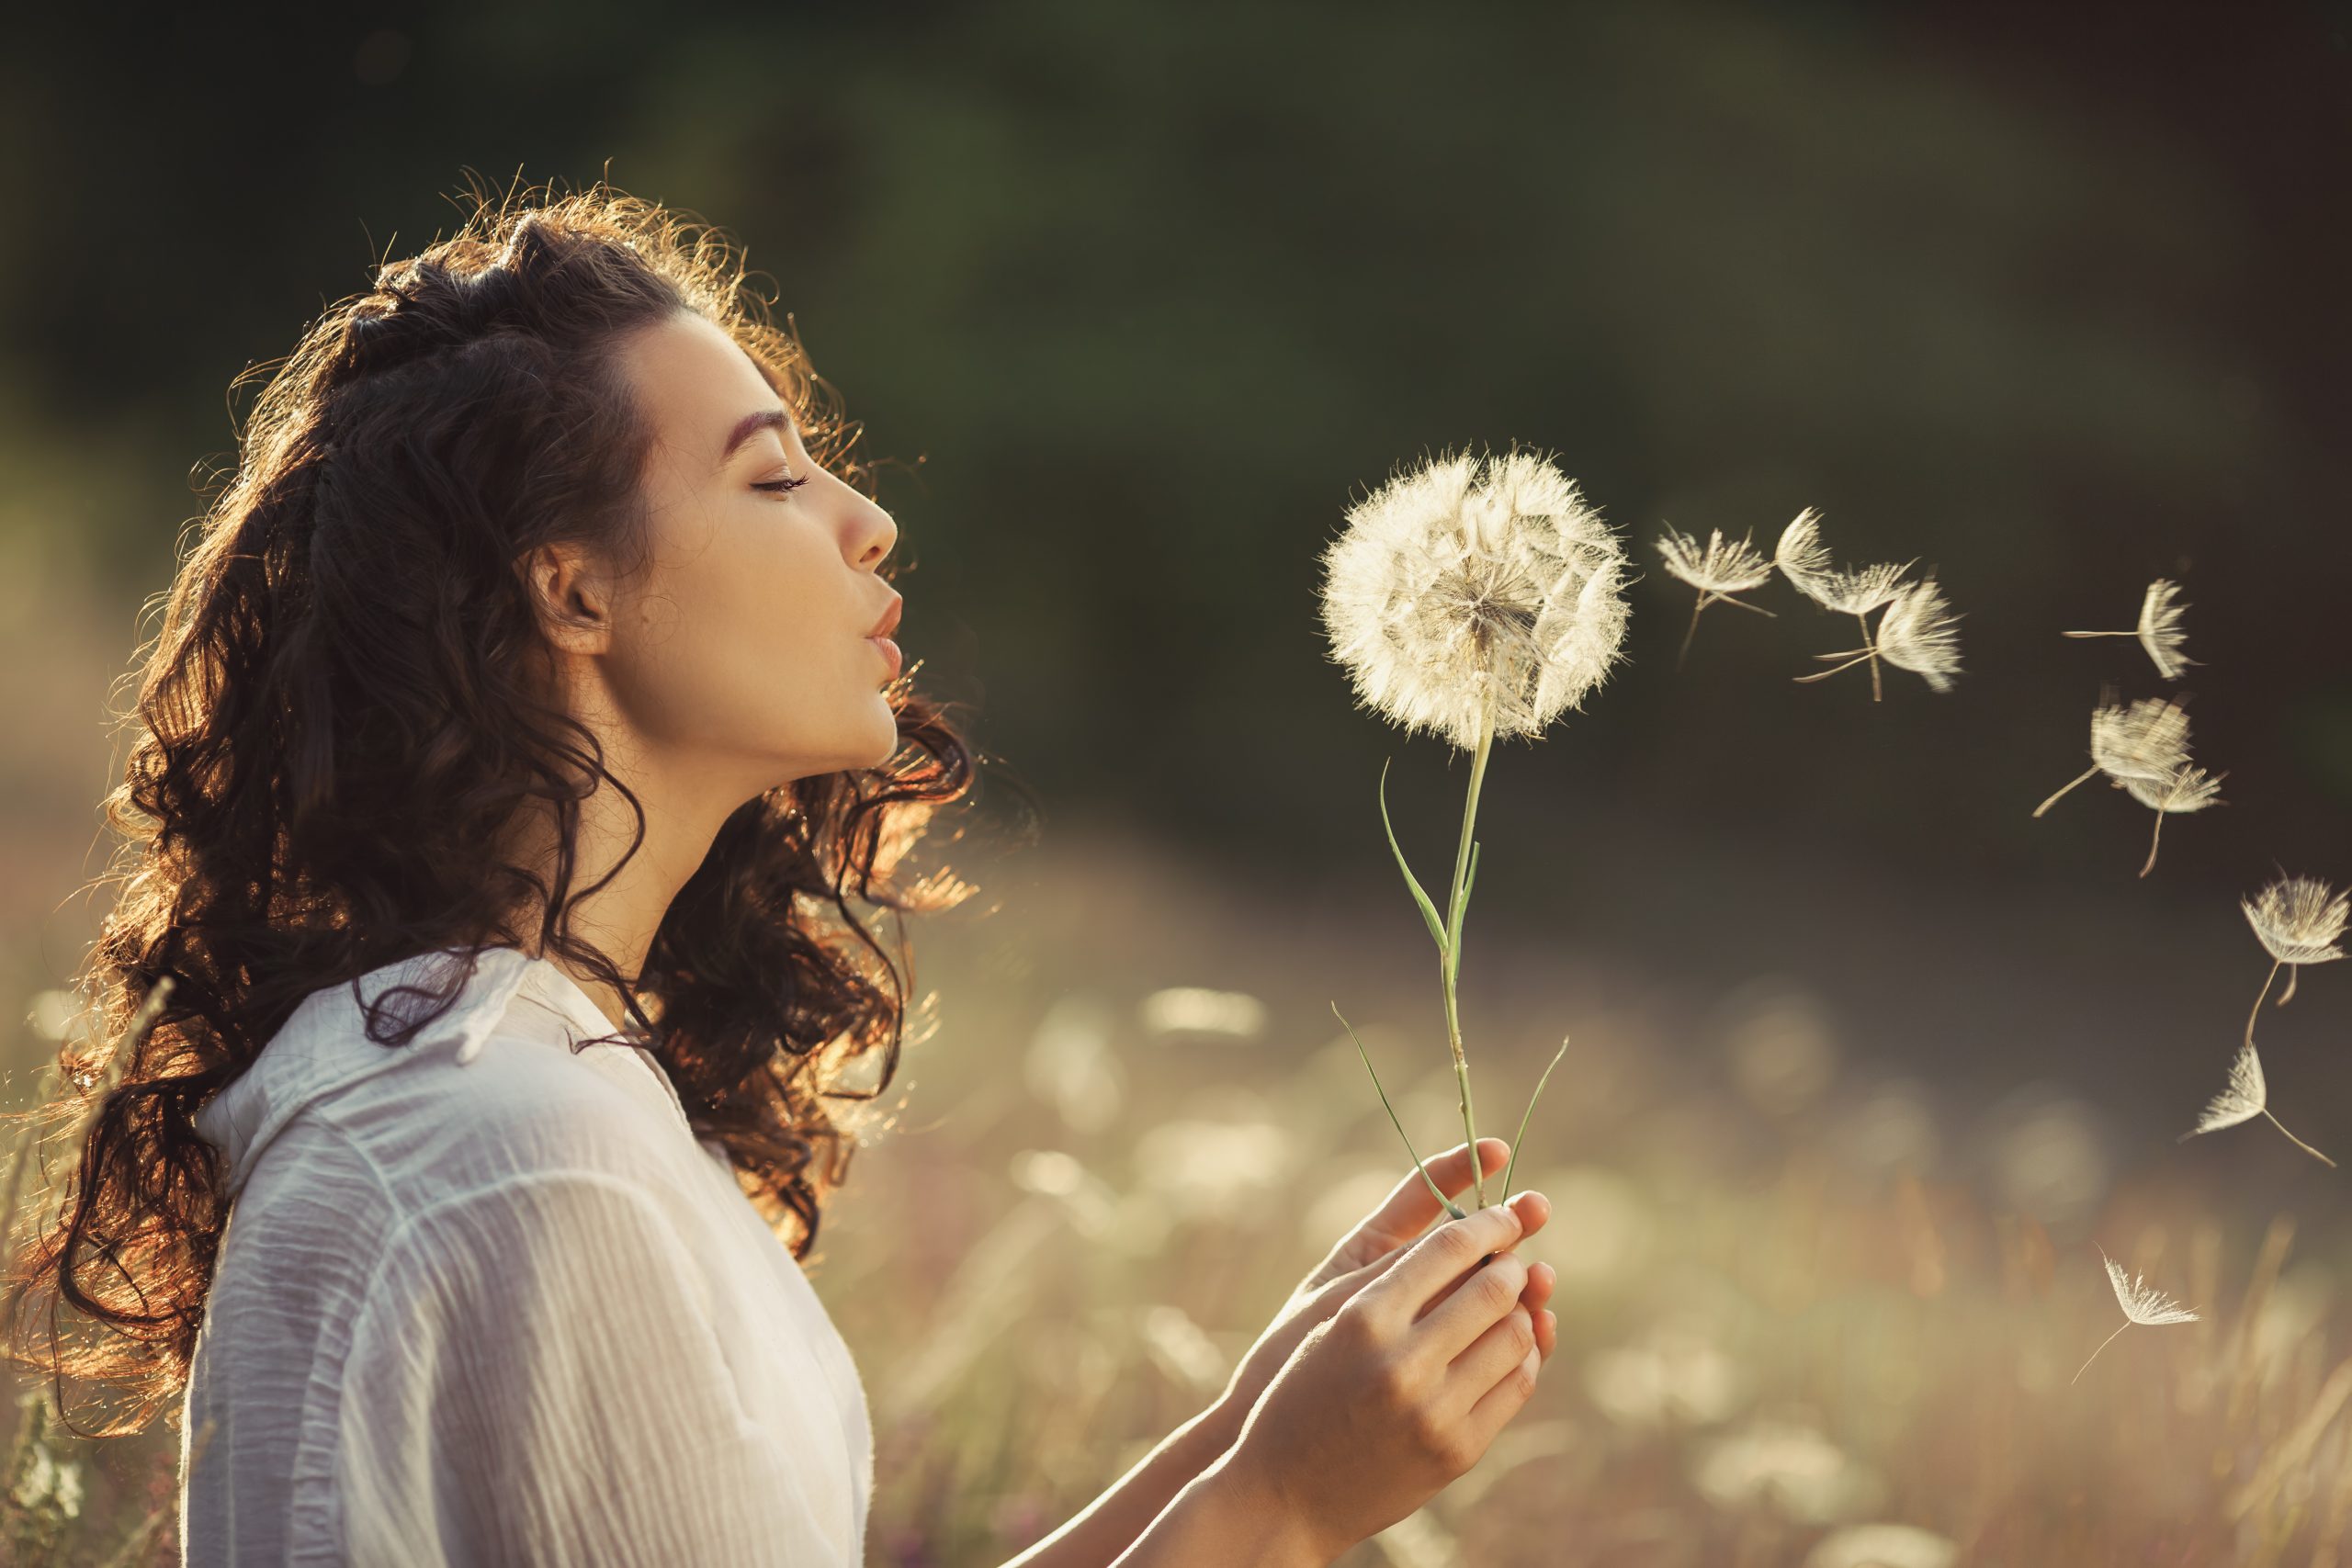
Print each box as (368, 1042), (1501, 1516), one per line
(718, 408), (795, 468)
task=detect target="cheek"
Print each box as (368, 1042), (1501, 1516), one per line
(604, 519), (844, 741)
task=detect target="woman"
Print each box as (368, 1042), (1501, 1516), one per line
(1, 176), (1558, 1565)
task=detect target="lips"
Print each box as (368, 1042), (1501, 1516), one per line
(867, 595), (902, 638)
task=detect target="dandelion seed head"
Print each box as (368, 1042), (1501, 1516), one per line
(1770, 507), (1910, 614)
(2121, 762), (2223, 815)
(2099, 1249), (2199, 1326)
(1873, 576), (1963, 692)
(2087, 697), (2192, 784)
(1774, 507), (1833, 585)
(1319, 446), (1632, 750)
(1657, 525), (1773, 595)
(2242, 874), (2349, 967)
(2133, 578), (2195, 681)
(2189, 1039), (2267, 1135)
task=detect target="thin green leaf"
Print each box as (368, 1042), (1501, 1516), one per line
(1448, 838), (1481, 987)
(1334, 1001), (1467, 1221)
(1499, 1033), (1569, 1205)
(1379, 758), (1448, 953)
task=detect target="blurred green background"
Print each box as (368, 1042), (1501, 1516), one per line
(6, 2), (2352, 1562)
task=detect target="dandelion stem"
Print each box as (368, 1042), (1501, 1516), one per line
(1857, 611), (1883, 703)
(2247, 959), (2281, 1050)
(2141, 807), (2166, 878)
(1793, 651), (1875, 683)
(1334, 1002), (1465, 1220)
(2035, 767), (2100, 818)
(2279, 964), (2301, 1008)
(1715, 594), (1777, 618)
(1678, 595), (1706, 670)
(2072, 1320), (2132, 1384)
(1441, 678), (1499, 1209)
(2262, 1107), (2338, 1168)
(2061, 629), (2132, 639)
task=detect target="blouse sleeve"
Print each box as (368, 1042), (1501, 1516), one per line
(334, 1168), (850, 1568)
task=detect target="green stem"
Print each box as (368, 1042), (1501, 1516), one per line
(1499, 1034), (1570, 1207)
(1442, 677), (1500, 1208)
(1334, 1002), (1465, 1220)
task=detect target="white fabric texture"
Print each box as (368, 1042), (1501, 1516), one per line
(178, 943), (874, 1566)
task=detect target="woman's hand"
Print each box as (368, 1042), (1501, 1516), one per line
(1221, 1194), (1554, 1558)
(1212, 1138), (1555, 1442)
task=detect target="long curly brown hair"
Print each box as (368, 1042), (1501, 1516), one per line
(0, 172), (1022, 1438)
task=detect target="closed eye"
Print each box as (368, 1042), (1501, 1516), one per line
(754, 474), (810, 495)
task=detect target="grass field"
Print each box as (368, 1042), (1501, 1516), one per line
(5, 817), (2351, 1566)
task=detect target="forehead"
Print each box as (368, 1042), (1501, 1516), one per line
(622, 310), (790, 453)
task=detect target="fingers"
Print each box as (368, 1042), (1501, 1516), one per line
(1523, 1262), (1558, 1362)
(1360, 1200), (1526, 1337)
(1460, 1334), (1544, 1453)
(1447, 1303), (1540, 1410)
(1345, 1139), (1511, 1255)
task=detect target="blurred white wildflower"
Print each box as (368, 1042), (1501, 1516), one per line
(2032, 695), (2194, 819)
(1135, 1118), (1294, 1221)
(2075, 1249), (2199, 1383)
(1584, 1322), (1749, 1427)
(25, 989), (85, 1043)
(1024, 994), (1125, 1134)
(1529, 1165), (1654, 1289)
(1656, 525), (1776, 667)
(1137, 1303), (1229, 1395)
(2243, 873), (2348, 1026)
(1775, 508), (1917, 702)
(2178, 1038), (2336, 1168)
(1371, 1506), (1458, 1568)
(1985, 1091), (2109, 1228)
(1319, 446), (1627, 1212)
(1804, 1523), (1960, 1568)
(1319, 446), (1632, 751)
(1691, 1418), (1884, 1523)
(17, 1444), (85, 1520)
(1137, 986), (1267, 1041)
(2119, 762), (2225, 878)
(2063, 578), (2196, 682)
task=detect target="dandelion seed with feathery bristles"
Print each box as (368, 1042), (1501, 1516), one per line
(2177, 1036), (2336, 1168)
(1656, 525), (1775, 668)
(2063, 578), (2197, 682)
(1318, 445), (1626, 1213)
(2120, 762), (2224, 879)
(1798, 574), (1964, 695)
(2240, 872), (2347, 1042)
(2033, 695), (2192, 816)
(1775, 507), (1917, 702)
(2073, 1249), (2199, 1384)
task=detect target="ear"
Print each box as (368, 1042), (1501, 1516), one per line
(518, 541), (615, 658)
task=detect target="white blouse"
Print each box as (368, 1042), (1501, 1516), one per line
(180, 943), (874, 1566)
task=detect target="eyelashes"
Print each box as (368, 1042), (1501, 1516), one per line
(754, 475), (810, 496)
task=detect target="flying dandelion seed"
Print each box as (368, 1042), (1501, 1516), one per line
(2178, 1037), (2337, 1168)
(1319, 446), (1629, 1209)
(2032, 695), (2194, 818)
(1775, 507), (1916, 702)
(2062, 578), (2196, 682)
(2120, 762), (2224, 878)
(1800, 575), (1962, 695)
(1656, 525), (1776, 668)
(2074, 1249), (2199, 1384)
(2238, 873), (2348, 1052)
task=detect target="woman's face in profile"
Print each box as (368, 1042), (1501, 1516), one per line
(597, 308), (903, 794)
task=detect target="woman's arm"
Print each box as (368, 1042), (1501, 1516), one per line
(997, 1397), (1260, 1568)
(1000, 1399), (1328, 1568)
